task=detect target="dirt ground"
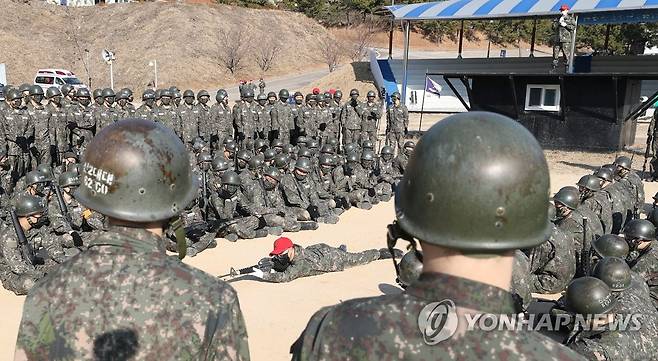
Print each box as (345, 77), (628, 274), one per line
(0, 119), (654, 360)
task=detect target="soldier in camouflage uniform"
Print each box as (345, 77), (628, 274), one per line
(2, 89), (33, 180)
(68, 88), (96, 156)
(393, 140), (415, 179)
(551, 5), (577, 71)
(45, 87), (69, 165)
(270, 89), (294, 144)
(0, 194), (51, 295)
(373, 145), (396, 202)
(91, 88), (103, 110)
(0, 149), (12, 208)
(234, 88), (257, 145)
(341, 89), (363, 146)
(252, 166), (303, 234)
(208, 171), (260, 242)
(554, 186), (596, 277)
(196, 90), (212, 143)
(526, 215), (576, 294)
(25, 86), (51, 167)
(386, 91), (409, 154)
(291, 92), (305, 143)
(134, 89), (157, 120)
(327, 91), (342, 146)
(114, 89), (134, 119)
(249, 236), (396, 283)
(623, 219), (658, 309)
(595, 165), (629, 234)
(255, 93), (271, 140)
(614, 156), (644, 220)
(291, 112), (585, 361)
(58, 171), (105, 241)
(155, 89), (182, 137)
(178, 90), (200, 149)
(578, 173), (613, 234)
(211, 89), (233, 150)
(361, 90), (380, 144)
(562, 277), (644, 360)
(96, 88), (118, 130)
(60, 84), (77, 112)
(14, 119), (250, 360)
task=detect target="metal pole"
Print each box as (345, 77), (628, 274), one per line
(109, 61), (114, 90)
(154, 60), (158, 89)
(458, 20), (464, 59)
(487, 40), (491, 58)
(604, 24), (611, 53)
(419, 74), (427, 132)
(530, 18), (537, 58)
(388, 0), (394, 59)
(568, 15), (578, 73)
(402, 21), (410, 105)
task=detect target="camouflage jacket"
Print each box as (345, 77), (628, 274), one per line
(134, 104), (156, 121)
(582, 191), (613, 234)
(154, 105), (182, 137)
(291, 272), (586, 361)
(68, 104), (96, 149)
(361, 101), (381, 132)
(210, 102), (233, 137)
(46, 102), (69, 152)
(26, 103), (50, 150)
(254, 104), (270, 135)
(2, 106), (33, 156)
(262, 244), (379, 283)
(386, 103), (408, 133)
(271, 101), (294, 131)
(195, 103), (212, 140)
(526, 224), (576, 294)
(629, 242), (658, 309)
(14, 226), (250, 360)
(341, 101), (364, 130)
(177, 104), (200, 145)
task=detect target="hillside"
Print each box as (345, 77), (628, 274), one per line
(0, 0), (332, 90)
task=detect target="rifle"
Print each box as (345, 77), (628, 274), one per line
(201, 171), (208, 222)
(10, 209), (36, 265)
(53, 182), (72, 225)
(642, 116), (654, 177)
(218, 257), (273, 279)
(581, 217), (589, 276)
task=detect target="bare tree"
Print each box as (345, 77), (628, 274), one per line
(346, 18), (386, 62)
(317, 37), (343, 72)
(217, 28), (251, 75)
(255, 37), (282, 75)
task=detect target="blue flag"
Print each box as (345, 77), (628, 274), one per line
(425, 77), (442, 97)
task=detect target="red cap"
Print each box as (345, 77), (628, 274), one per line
(270, 237), (293, 256)
(560, 4), (569, 11)
(329, 88), (336, 94)
(312, 87), (320, 95)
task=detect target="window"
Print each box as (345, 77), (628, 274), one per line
(55, 78), (65, 85)
(525, 85), (560, 112)
(35, 76), (54, 85)
(63, 77), (82, 85)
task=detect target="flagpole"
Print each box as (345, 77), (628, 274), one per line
(419, 72), (428, 132)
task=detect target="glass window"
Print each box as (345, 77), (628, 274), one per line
(544, 89), (557, 106)
(528, 88), (542, 107)
(63, 77), (82, 85)
(35, 76), (54, 85)
(55, 78), (65, 85)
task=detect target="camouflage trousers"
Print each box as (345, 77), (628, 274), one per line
(319, 245), (381, 271)
(552, 42), (572, 69)
(386, 132), (405, 155)
(342, 128), (360, 145)
(263, 214), (301, 232)
(0, 265), (43, 296)
(217, 215), (259, 239)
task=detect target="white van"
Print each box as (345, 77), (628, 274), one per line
(33, 69), (87, 92)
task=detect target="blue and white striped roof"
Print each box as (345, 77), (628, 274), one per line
(386, 0), (658, 21)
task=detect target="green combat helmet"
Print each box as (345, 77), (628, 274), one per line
(394, 111), (550, 251)
(14, 194), (48, 217)
(398, 250), (423, 288)
(279, 89), (289, 101)
(623, 219), (656, 242)
(591, 257), (632, 292)
(553, 186), (580, 210)
(59, 171), (81, 188)
(566, 276), (616, 315)
(592, 234), (629, 259)
(75, 118), (198, 223)
(577, 174), (601, 192)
